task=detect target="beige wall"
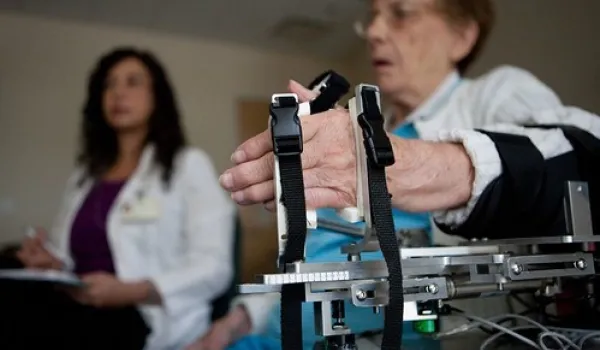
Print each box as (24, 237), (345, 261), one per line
(0, 12), (354, 243)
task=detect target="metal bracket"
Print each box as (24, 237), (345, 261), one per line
(467, 181), (600, 246)
(314, 301), (352, 337)
(351, 281), (388, 307)
(505, 253), (595, 281)
(564, 181), (594, 236)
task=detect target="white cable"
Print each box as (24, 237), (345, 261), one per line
(538, 331), (581, 350)
(452, 313), (540, 349)
(447, 312), (591, 350)
(477, 325), (537, 350)
(479, 326), (578, 350)
(439, 313), (550, 338)
(577, 331), (600, 349)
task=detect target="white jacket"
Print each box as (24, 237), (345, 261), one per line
(48, 145), (235, 349)
(238, 64), (572, 334)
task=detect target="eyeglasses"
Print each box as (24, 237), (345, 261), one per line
(353, 0), (438, 39)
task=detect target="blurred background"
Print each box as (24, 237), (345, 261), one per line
(0, 0), (599, 284)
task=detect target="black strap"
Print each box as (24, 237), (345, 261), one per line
(270, 96), (307, 349)
(358, 87), (403, 350)
(279, 155), (306, 349)
(272, 73), (350, 348)
(308, 70), (350, 113)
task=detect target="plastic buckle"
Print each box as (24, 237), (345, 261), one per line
(270, 95), (303, 156)
(357, 86), (395, 167)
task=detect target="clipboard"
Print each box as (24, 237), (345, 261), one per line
(0, 269), (84, 287)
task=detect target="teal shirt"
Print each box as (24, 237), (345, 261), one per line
(260, 123), (431, 349)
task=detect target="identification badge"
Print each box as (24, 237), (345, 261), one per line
(121, 197), (160, 222)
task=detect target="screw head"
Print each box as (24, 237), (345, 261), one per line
(511, 264), (523, 275)
(426, 284), (439, 294)
(355, 289), (367, 301)
(575, 259), (587, 270)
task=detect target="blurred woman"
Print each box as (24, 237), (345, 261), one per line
(5, 47), (234, 349)
(194, 0), (567, 349)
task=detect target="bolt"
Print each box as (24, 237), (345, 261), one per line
(348, 253), (361, 262)
(511, 264), (523, 275)
(355, 289), (367, 301)
(426, 284), (439, 294)
(575, 259), (587, 270)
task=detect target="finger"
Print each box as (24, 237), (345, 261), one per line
(221, 152), (274, 193)
(230, 166), (330, 205)
(262, 188), (354, 211)
(229, 105), (327, 167)
(71, 290), (88, 305)
(35, 228), (48, 241)
(224, 136), (327, 194)
(230, 129), (271, 165)
(305, 188), (355, 210)
(288, 79), (318, 102)
(21, 237), (36, 251)
(264, 200), (275, 212)
(15, 249), (30, 265)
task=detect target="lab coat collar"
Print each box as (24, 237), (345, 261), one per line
(138, 143), (156, 174)
(77, 143), (156, 186)
(384, 70), (461, 129)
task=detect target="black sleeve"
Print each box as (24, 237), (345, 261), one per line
(436, 126), (600, 240)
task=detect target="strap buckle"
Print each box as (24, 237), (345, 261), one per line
(270, 94), (303, 156)
(356, 85), (395, 168)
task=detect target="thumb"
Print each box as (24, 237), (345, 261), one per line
(35, 228), (47, 241)
(288, 79), (318, 103)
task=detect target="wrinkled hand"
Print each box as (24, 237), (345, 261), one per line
(186, 305), (252, 350)
(71, 272), (143, 308)
(220, 80), (357, 210)
(16, 229), (62, 270)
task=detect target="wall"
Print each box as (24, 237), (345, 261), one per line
(0, 12), (353, 243)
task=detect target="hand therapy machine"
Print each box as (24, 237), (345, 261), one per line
(238, 71), (600, 350)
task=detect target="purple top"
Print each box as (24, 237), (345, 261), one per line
(70, 180), (125, 275)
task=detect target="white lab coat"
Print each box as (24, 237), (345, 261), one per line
(47, 144), (235, 349)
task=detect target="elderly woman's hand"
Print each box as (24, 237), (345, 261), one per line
(219, 80), (358, 210)
(221, 108), (357, 210)
(220, 80), (474, 213)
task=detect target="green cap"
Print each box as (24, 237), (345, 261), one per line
(413, 320), (437, 334)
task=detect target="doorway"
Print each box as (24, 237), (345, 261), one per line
(236, 99), (278, 283)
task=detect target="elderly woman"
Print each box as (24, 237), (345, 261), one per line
(193, 0), (569, 349)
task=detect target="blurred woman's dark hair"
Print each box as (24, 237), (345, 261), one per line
(78, 47), (187, 185)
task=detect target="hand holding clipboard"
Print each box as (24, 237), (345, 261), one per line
(15, 227), (64, 270)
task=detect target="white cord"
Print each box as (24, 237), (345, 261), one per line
(439, 313), (549, 338)
(577, 331), (600, 349)
(452, 313), (540, 349)
(441, 311), (600, 350)
(448, 312), (597, 350)
(538, 331), (580, 350)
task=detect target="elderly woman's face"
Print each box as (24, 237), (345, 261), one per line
(366, 0), (469, 96)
